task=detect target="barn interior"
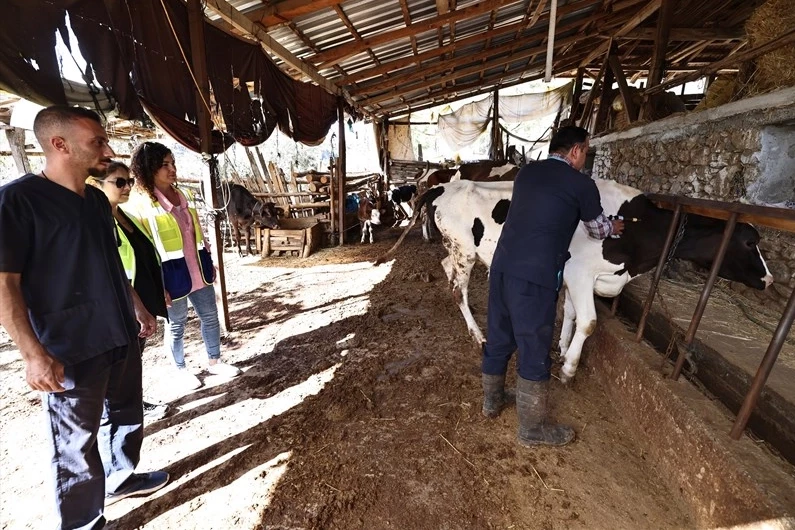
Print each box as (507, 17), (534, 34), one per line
(1, 0), (795, 528)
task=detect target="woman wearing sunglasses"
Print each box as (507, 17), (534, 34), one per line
(91, 161), (170, 420)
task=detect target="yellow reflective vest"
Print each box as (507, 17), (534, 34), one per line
(116, 209), (160, 283)
(130, 187), (214, 300)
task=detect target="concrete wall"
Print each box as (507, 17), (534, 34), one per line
(590, 87), (795, 311)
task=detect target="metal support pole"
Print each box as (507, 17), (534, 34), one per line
(729, 288), (795, 439)
(635, 204), (683, 342)
(671, 212), (738, 380)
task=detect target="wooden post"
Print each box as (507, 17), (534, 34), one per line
(187, 0), (230, 332)
(337, 97), (346, 246)
(489, 89), (500, 161)
(570, 67), (585, 124)
(579, 47), (610, 130)
(593, 48), (616, 135)
(643, 0), (675, 119)
(608, 50), (638, 123)
(5, 128), (31, 175)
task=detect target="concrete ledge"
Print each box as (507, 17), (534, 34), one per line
(580, 304), (795, 529)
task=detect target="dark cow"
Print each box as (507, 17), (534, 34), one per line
(358, 193), (382, 244)
(389, 184), (418, 226)
(226, 183), (280, 256)
(376, 178), (773, 382)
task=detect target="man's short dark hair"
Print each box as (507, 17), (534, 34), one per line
(549, 125), (589, 154)
(33, 105), (103, 146)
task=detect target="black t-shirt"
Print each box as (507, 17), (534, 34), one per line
(118, 208), (168, 319)
(491, 159), (603, 289)
(0, 174), (138, 365)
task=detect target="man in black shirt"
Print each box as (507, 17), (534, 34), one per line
(482, 126), (623, 447)
(0, 106), (167, 529)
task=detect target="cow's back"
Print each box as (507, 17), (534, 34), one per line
(430, 180), (514, 267)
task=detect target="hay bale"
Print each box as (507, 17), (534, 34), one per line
(694, 75), (738, 111)
(743, 0), (795, 95)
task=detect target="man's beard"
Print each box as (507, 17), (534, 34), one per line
(87, 167), (102, 178)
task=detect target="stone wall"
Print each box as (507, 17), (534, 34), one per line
(590, 87), (795, 311)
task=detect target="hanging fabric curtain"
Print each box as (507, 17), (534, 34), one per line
(436, 82), (573, 152)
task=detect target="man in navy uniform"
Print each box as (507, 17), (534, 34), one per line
(481, 125), (623, 447)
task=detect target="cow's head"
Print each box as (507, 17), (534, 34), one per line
(687, 222), (773, 290)
(253, 201), (280, 229)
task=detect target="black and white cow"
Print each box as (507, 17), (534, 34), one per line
(376, 179), (773, 382)
(390, 184), (418, 226)
(226, 183), (280, 256)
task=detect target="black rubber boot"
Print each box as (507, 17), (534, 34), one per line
(516, 376), (575, 447)
(482, 373), (514, 418)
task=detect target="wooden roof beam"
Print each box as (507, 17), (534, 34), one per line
(352, 10), (608, 97)
(312, 0), (523, 69)
(358, 33), (595, 107)
(378, 52), (588, 118)
(580, 0), (662, 67)
(245, 0), (344, 28)
(340, 0), (597, 85)
(619, 26), (744, 41)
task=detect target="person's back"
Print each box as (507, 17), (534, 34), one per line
(491, 159), (602, 290)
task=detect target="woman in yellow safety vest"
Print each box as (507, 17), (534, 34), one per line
(91, 161), (169, 420)
(128, 142), (240, 390)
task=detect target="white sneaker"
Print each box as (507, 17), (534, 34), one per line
(177, 368), (202, 390)
(206, 361), (241, 378)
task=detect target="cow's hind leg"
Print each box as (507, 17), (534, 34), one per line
(442, 252), (483, 343)
(558, 288), (576, 357)
(232, 223), (244, 256)
(559, 278), (597, 384)
(360, 221), (367, 243)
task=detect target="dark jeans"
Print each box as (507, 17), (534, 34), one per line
(42, 342), (143, 530)
(482, 271), (559, 381)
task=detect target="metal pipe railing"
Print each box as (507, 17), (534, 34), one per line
(629, 192), (795, 440)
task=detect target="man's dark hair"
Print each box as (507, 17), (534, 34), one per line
(130, 141), (172, 201)
(549, 125), (589, 154)
(33, 105), (102, 146)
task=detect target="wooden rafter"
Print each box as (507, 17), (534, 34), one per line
(646, 0), (674, 88)
(333, 5), (382, 68)
(608, 49), (637, 122)
(398, 0), (420, 58)
(358, 32), (596, 107)
(246, 0), (344, 28)
(340, 0), (596, 85)
(378, 51), (589, 117)
(580, 0), (662, 67)
(620, 26), (743, 41)
(288, 21), (347, 78)
(352, 10), (609, 98)
(645, 27), (795, 95)
(312, 0), (522, 69)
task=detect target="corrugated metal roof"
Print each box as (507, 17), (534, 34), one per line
(204, 0), (764, 119)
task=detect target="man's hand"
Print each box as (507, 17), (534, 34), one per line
(611, 219), (625, 236)
(129, 286), (156, 338)
(164, 290), (172, 308)
(25, 348), (66, 392)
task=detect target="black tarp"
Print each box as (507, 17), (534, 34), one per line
(0, 0), (339, 152)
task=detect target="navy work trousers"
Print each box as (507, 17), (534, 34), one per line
(482, 271), (559, 381)
(42, 343), (143, 530)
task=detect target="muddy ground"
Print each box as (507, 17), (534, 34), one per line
(1, 227), (693, 529)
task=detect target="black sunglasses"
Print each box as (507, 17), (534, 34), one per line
(104, 177), (135, 189)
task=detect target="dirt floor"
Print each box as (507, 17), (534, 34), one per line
(0, 227), (695, 530)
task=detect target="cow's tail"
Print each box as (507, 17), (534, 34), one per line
(374, 188), (438, 265)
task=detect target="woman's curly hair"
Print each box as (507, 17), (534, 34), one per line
(130, 141), (172, 201)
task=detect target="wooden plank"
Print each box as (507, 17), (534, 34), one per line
(608, 50), (637, 123)
(594, 49), (616, 134)
(645, 27), (795, 95)
(245, 0), (343, 27)
(647, 0), (675, 88)
(340, 0), (595, 85)
(4, 127), (30, 174)
(337, 97), (346, 246)
(312, 0), (521, 68)
(579, 0), (662, 67)
(570, 67), (585, 124)
(621, 26), (743, 41)
(578, 48), (609, 129)
(648, 194), (795, 233)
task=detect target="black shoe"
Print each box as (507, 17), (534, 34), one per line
(143, 401), (169, 421)
(106, 471), (170, 505)
(482, 373), (515, 418)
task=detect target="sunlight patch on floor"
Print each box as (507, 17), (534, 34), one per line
(139, 364), (340, 473)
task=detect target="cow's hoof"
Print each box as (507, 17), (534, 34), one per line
(559, 371), (574, 385)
